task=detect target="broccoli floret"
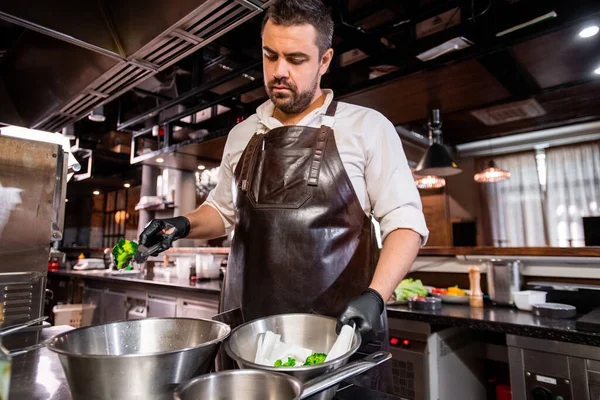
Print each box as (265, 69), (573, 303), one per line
(274, 357), (296, 367)
(112, 239), (138, 270)
(304, 353), (327, 366)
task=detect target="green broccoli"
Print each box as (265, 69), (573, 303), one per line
(304, 353), (327, 366)
(274, 357), (296, 367)
(112, 239), (138, 270)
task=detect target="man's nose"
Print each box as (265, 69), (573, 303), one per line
(273, 59), (289, 79)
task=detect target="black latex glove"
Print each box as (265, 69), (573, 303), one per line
(337, 288), (384, 343)
(139, 217), (190, 256)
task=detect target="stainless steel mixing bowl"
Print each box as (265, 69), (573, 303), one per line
(174, 352), (391, 400)
(47, 317), (231, 400)
(223, 313), (362, 400)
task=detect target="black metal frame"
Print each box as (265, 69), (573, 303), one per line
(102, 188), (129, 248)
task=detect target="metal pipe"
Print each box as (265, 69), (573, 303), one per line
(133, 80), (263, 137)
(118, 61), (262, 131)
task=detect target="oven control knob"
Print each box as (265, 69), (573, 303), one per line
(531, 386), (552, 400)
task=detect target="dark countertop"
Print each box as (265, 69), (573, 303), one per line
(387, 303), (600, 346)
(49, 269), (222, 294)
(7, 326), (397, 400)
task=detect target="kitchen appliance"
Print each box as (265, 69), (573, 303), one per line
(486, 259), (523, 306)
(46, 317), (230, 400)
(507, 334), (600, 400)
(174, 352), (391, 400)
(527, 281), (600, 314)
(0, 133), (69, 327)
(386, 318), (486, 400)
(224, 313), (362, 400)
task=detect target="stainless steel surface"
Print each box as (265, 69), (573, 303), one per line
(224, 313), (362, 400)
(0, 136), (62, 326)
(0, 316), (48, 337)
(101, 289), (127, 322)
(0, 0), (267, 130)
(47, 317), (231, 400)
(147, 295), (177, 318)
(174, 352), (391, 400)
(9, 325), (75, 400)
(486, 259), (523, 305)
(175, 369), (303, 400)
(51, 269), (223, 293)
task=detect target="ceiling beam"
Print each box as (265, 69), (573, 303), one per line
(476, 50), (540, 99)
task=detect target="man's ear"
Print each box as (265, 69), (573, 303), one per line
(320, 48), (334, 76)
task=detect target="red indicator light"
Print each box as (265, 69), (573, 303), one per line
(390, 337), (399, 346)
(403, 339), (411, 346)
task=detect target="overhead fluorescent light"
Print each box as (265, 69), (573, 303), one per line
(416, 37), (473, 62)
(595, 66), (600, 75)
(579, 25), (599, 38)
(496, 11), (557, 37)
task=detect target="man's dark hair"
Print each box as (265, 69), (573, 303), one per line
(262, 0), (334, 57)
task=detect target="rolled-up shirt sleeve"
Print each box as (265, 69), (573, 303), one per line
(365, 116), (429, 245)
(204, 140), (236, 234)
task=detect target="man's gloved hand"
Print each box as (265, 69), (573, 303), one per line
(139, 217), (190, 256)
(337, 288), (385, 343)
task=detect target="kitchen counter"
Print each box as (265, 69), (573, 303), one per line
(8, 326), (399, 400)
(388, 303), (600, 346)
(49, 269), (222, 294)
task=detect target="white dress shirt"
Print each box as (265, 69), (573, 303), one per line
(205, 89), (429, 244)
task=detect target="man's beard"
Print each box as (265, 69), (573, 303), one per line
(267, 74), (319, 114)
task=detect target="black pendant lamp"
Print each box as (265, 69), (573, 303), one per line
(414, 109), (462, 177)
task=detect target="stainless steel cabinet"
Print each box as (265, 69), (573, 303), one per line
(82, 286), (103, 325)
(102, 289), (127, 322)
(147, 295), (177, 318)
(176, 298), (218, 320)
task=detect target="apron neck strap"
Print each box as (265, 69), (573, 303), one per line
(324, 100), (338, 117)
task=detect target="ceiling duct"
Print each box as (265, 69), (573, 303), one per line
(0, 0), (273, 131)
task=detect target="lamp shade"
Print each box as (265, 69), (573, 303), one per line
(415, 143), (462, 176)
(474, 160), (511, 183)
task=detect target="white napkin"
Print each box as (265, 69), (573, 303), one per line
(254, 330), (313, 366)
(325, 324), (354, 362)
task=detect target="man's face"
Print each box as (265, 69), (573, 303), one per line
(262, 19), (332, 114)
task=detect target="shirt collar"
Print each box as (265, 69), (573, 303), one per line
(256, 89), (335, 132)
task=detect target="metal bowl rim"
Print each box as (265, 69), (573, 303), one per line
(223, 313), (361, 372)
(174, 369), (303, 399)
(46, 317), (231, 359)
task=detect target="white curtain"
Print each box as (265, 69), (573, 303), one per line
(480, 152), (546, 247)
(545, 142), (600, 247)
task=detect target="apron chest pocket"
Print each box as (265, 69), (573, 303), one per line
(251, 148), (313, 209)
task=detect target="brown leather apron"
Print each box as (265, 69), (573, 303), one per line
(219, 101), (391, 392)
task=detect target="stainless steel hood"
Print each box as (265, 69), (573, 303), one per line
(0, 0), (273, 131)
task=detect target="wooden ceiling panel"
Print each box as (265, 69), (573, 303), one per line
(512, 24), (600, 89)
(341, 59), (511, 126)
(438, 80), (600, 144)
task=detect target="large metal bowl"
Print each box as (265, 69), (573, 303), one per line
(47, 317), (231, 400)
(223, 313), (361, 400)
(174, 352), (391, 400)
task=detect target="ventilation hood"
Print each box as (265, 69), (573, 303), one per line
(0, 0), (274, 132)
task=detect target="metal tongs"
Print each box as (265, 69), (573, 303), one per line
(133, 243), (163, 264)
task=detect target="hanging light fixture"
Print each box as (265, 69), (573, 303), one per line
(88, 105), (106, 122)
(415, 109), (462, 177)
(474, 160), (511, 183)
(415, 175), (446, 189)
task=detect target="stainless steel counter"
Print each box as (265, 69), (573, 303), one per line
(49, 269), (222, 294)
(8, 325), (74, 400)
